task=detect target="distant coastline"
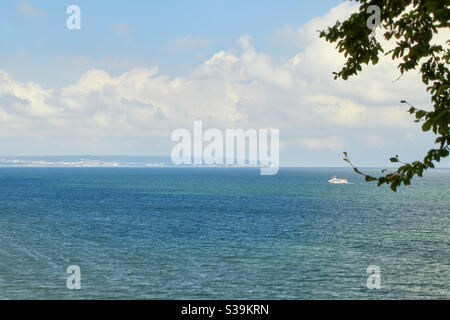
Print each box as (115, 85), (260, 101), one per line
(0, 156), (272, 168)
(1, 157), (449, 169)
(0, 156), (169, 168)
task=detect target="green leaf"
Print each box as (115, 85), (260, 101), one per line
(422, 121), (432, 132)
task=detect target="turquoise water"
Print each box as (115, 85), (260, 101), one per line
(0, 167), (449, 299)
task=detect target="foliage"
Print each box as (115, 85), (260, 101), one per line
(320, 0), (450, 191)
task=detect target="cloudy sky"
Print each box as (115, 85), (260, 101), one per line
(0, 0), (448, 166)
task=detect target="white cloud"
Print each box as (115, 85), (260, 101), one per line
(18, 2), (45, 16)
(0, 70), (58, 118)
(0, 2), (442, 163)
(362, 134), (391, 149)
(298, 136), (344, 151)
(205, 51), (239, 66)
(273, 2), (358, 48)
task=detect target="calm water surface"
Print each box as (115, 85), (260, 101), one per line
(0, 168), (449, 299)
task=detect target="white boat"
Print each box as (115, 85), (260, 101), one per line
(328, 176), (348, 184)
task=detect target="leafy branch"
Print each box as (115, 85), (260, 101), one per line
(320, 0), (449, 191)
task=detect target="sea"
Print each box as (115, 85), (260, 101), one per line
(0, 167), (448, 299)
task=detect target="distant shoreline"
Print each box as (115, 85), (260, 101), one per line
(0, 156), (449, 169)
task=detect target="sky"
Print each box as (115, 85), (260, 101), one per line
(0, 0), (448, 167)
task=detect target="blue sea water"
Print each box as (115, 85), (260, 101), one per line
(0, 167), (449, 299)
